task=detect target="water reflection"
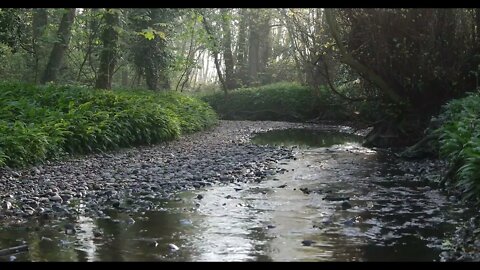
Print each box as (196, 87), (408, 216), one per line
(251, 129), (362, 148)
(0, 129), (472, 261)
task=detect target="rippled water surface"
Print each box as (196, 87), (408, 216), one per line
(0, 128), (471, 261)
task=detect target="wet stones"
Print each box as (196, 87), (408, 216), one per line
(126, 217), (136, 225)
(0, 121), (306, 224)
(301, 240), (316, 246)
(3, 201), (13, 210)
(323, 195), (350, 201)
(64, 223), (76, 235)
(112, 200), (120, 208)
(49, 195), (63, 203)
(300, 187), (311, 195)
(168, 243), (179, 251)
(341, 201), (352, 210)
(93, 230), (103, 238)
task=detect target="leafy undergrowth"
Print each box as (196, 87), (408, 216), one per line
(201, 82), (324, 121)
(0, 82), (217, 168)
(201, 82), (376, 124)
(435, 92), (480, 200)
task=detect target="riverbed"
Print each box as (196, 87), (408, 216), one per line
(0, 121), (474, 261)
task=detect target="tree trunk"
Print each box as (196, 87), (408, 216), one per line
(32, 8), (48, 83)
(221, 9), (236, 90)
(247, 9), (271, 85)
(95, 9), (119, 90)
(475, 9), (480, 42)
(121, 68), (128, 87)
(200, 11), (227, 94)
(145, 57), (158, 90)
(247, 10), (260, 85)
(235, 9), (248, 86)
(257, 11), (271, 83)
(76, 10), (101, 82)
(325, 9), (401, 103)
(41, 8), (76, 84)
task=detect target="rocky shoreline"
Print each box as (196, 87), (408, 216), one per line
(1, 120), (478, 261)
(0, 120), (348, 225)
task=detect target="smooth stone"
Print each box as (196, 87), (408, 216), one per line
(49, 195), (63, 202)
(168, 243), (179, 251)
(3, 201), (13, 210)
(112, 200), (120, 208)
(64, 224), (76, 235)
(342, 201), (352, 210)
(126, 217), (136, 225)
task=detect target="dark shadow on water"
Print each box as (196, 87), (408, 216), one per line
(251, 129), (363, 148)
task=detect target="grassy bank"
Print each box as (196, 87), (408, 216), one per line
(0, 82), (217, 168)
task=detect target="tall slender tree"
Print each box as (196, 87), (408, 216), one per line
(95, 9), (120, 89)
(41, 8), (76, 84)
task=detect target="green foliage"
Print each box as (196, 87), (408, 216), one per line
(0, 9), (28, 53)
(436, 92), (480, 200)
(0, 81), (217, 168)
(202, 82), (325, 121)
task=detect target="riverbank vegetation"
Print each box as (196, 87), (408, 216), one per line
(435, 93), (480, 201)
(0, 82), (217, 168)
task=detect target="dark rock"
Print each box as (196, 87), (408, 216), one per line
(196, 194), (204, 200)
(112, 200), (120, 208)
(301, 240), (316, 246)
(343, 218), (355, 226)
(299, 188), (310, 195)
(93, 230), (103, 238)
(60, 194), (72, 201)
(64, 224), (76, 235)
(323, 195), (350, 201)
(277, 184), (287, 188)
(341, 201), (352, 210)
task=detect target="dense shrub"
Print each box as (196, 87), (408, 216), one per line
(435, 92), (480, 200)
(201, 82), (368, 122)
(0, 82), (217, 167)
(202, 83), (322, 121)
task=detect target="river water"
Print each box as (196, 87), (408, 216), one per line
(0, 128), (472, 261)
